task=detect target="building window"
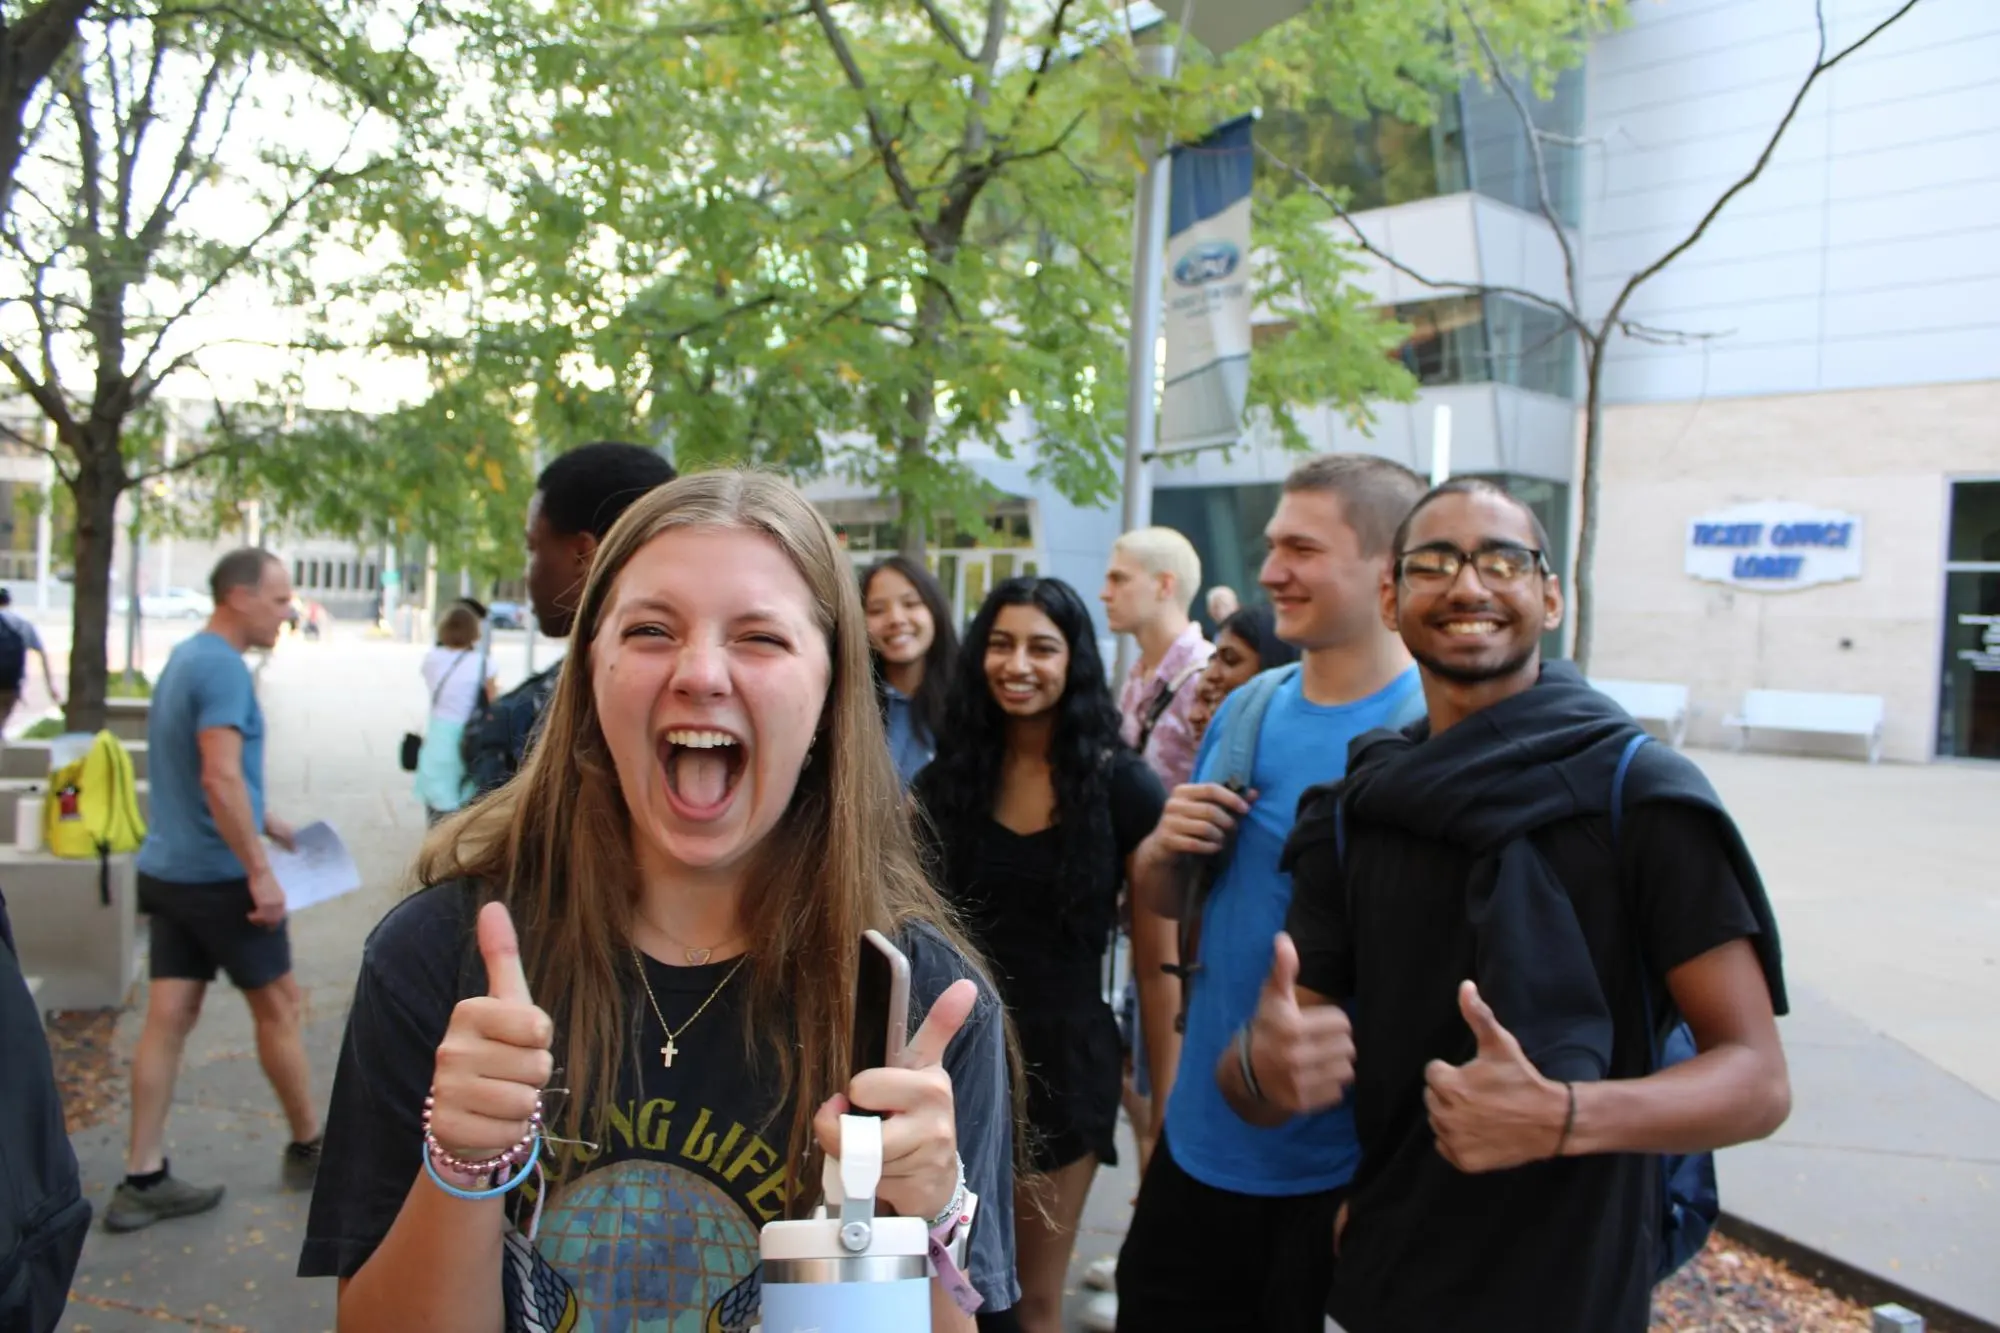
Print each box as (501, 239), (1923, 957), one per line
(1459, 66), (1583, 228)
(1151, 483), (1283, 632)
(1380, 295), (1577, 399)
(1256, 98), (1467, 211)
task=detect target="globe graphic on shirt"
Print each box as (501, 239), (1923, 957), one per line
(534, 1158), (762, 1333)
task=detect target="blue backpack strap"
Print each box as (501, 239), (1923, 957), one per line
(1214, 663), (1297, 791)
(1611, 731), (1649, 848)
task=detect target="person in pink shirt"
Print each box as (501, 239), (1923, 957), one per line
(1090, 524), (1212, 1319)
(1103, 526), (1213, 789)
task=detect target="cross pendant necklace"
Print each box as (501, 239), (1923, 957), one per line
(633, 949), (749, 1071)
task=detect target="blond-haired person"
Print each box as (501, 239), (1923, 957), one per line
(1101, 526), (1212, 790)
(302, 472), (1019, 1331)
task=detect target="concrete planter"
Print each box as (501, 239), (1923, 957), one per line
(0, 848), (137, 1010)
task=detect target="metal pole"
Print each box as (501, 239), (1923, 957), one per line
(1114, 40), (1178, 684)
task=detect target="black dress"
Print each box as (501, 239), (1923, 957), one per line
(916, 751), (1166, 1172)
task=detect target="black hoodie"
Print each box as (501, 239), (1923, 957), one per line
(1281, 663), (1787, 1333)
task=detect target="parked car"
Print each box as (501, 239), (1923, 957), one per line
(140, 587), (214, 619)
(487, 601), (528, 630)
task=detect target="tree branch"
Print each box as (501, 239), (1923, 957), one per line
(1461, 6), (1580, 315)
(132, 50), (232, 260)
(130, 116), (372, 389)
(1605, 0), (1924, 331)
(0, 343), (74, 441)
(914, 0), (973, 62)
(1015, 0), (1076, 120)
(1257, 143), (1592, 336)
(809, 0), (931, 239)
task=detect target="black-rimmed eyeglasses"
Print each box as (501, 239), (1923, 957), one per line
(1397, 543), (1548, 587)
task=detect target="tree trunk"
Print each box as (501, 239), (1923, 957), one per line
(895, 290), (949, 563)
(1571, 338), (1606, 676)
(65, 457), (121, 734)
(895, 417), (931, 562)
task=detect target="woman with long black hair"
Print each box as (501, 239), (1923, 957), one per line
(862, 555), (959, 786)
(913, 577), (1165, 1333)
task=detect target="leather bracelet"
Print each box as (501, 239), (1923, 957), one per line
(1236, 1025), (1267, 1104)
(1553, 1082), (1578, 1158)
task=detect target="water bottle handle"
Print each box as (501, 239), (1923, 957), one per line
(824, 1113), (884, 1254)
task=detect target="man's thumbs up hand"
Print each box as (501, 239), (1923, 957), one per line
(429, 902), (557, 1172)
(1243, 933), (1355, 1115)
(1423, 980), (1571, 1175)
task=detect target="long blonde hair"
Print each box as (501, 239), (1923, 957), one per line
(419, 470), (976, 1210)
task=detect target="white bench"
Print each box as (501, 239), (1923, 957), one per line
(0, 738), (150, 782)
(1724, 689), (1885, 764)
(1591, 678), (1690, 748)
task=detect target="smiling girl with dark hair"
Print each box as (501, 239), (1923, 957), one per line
(913, 576), (1165, 1333)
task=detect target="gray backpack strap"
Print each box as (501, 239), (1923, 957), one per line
(1168, 663), (1299, 1033)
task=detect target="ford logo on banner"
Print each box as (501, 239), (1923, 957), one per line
(1172, 241), (1240, 286)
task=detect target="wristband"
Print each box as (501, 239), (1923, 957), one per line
(423, 1133), (540, 1201)
(1553, 1082), (1578, 1158)
(926, 1186), (982, 1314)
(925, 1153), (968, 1233)
(1235, 1025), (1267, 1104)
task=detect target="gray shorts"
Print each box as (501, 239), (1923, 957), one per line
(139, 872), (292, 990)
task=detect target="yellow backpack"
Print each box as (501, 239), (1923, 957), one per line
(47, 729), (147, 879)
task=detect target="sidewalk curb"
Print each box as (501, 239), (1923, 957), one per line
(1719, 1212), (2000, 1333)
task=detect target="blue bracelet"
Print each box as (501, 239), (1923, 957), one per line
(422, 1134), (541, 1201)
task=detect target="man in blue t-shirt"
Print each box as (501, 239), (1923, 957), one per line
(109, 549), (321, 1234)
(1115, 455), (1424, 1333)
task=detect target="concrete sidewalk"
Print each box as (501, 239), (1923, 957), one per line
(44, 638), (2000, 1329)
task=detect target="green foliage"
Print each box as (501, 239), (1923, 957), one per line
(108, 671), (152, 700)
(348, 0), (1607, 546)
(21, 717), (62, 739)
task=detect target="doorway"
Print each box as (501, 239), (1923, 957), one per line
(1937, 480), (2000, 759)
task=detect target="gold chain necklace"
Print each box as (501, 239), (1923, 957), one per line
(631, 948), (749, 1069)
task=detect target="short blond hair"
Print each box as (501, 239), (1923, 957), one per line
(1113, 526), (1203, 612)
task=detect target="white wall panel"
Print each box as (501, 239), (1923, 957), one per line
(1583, 0), (2000, 403)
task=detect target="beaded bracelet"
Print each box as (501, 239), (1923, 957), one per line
(423, 1133), (541, 1202)
(422, 1087), (543, 1177)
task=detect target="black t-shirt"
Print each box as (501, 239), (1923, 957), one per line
(1287, 801), (1770, 1333)
(299, 881), (1020, 1328)
(919, 749), (1165, 1009)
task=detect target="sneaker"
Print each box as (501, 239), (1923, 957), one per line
(1083, 1255), (1118, 1291)
(103, 1174), (225, 1233)
(1079, 1291), (1118, 1332)
(282, 1137), (323, 1192)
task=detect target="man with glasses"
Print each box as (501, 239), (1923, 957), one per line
(1231, 479), (1791, 1332)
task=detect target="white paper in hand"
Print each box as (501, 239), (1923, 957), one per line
(268, 821), (362, 912)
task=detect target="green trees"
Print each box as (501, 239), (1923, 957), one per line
(0, 0), (439, 726)
(370, 1), (1598, 557)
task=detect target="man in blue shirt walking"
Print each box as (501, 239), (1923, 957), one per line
(107, 549), (319, 1232)
(1115, 455), (1424, 1332)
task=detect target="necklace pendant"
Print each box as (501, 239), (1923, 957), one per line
(685, 947), (713, 966)
(662, 1036), (678, 1068)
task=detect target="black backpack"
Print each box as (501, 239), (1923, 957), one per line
(0, 892), (90, 1333)
(0, 617), (26, 693)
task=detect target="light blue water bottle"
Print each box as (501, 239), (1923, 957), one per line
(759, 1114), (931, 1333)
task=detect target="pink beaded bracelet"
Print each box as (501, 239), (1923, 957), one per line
(422, 1087), (544, 1178)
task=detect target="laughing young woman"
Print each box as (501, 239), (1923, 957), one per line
(912, 578), (1165, 1333)
(862, 555), (959, 787)
(301, 471), (1019, 1331)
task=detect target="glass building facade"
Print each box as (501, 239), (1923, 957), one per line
(1258, 67), (1584, 226)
